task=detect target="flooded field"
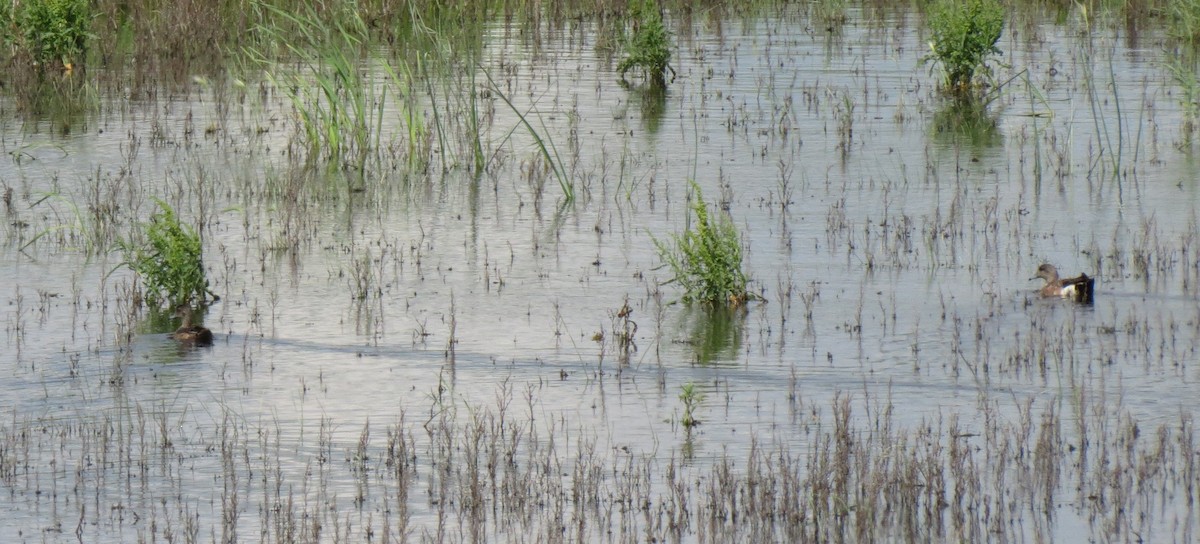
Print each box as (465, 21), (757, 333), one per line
(1, 2), (1199, 542)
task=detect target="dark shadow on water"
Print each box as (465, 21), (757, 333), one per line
(143, 305), (193, 334)
(681, 428), (697, 462)
(677, 305), (746, 365)
(619, 79), (668, 135)
(930, 95), (1002, 150)
(137, 305), (219, 362)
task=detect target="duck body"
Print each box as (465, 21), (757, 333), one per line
(171, 325), (214, 345)
(1033, 264), (1095, 304)
(171, 305), (214, 346)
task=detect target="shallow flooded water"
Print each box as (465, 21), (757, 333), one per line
(2, 4), (1199, 542)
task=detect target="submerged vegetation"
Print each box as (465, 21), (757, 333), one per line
(0, 378), (1194, 542)
(924, 0), (1004, 93)
(654, 182), (753, 306)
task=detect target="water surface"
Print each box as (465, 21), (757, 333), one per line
(1, 5), (1198, 542)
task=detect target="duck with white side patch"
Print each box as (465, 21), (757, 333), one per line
(1032, 264), (1096, 304)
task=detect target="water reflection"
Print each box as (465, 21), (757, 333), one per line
(0, 5), (1198, 542)
(930, 95), (1002, 149)
(677, 305), (746, 365)
(620, 79), (668, 134)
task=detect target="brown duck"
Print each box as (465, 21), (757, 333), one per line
(1032, 264), (1095, 304)
(170, 305), (214, 346)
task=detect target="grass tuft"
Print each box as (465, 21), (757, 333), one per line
(679, 382), (703, 428)
(247, 1), (382, 180)
(654, 181), (753, 306)
(1168, 0), (1200, 45)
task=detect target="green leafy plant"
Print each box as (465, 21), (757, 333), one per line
(654, 182), (753, 306)
(924, 0), (1004, 93)
(617, 0), (674, 86)
(9, 0), (92, 71)
(118, 200), (213, 309)
(679, 382), (703, 428)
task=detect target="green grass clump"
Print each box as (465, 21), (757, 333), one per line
(1169, 0), (1200, 45)
(924, 0), (1004, 93)
(679, 382), (703, 428)
(5, 0), (91, 71)
(654, 182), (753, 306)
(118, 201), (213, 309)
(617, 0), (673, 86)
(248, 1), (381, 177)
(1166, 53), (1200, 143)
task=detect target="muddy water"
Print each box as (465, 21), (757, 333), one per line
(2, 6), (1199, 542)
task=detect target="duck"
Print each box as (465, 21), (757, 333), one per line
(1032, 263), (1095, 304)
(170, 305), (214, 346)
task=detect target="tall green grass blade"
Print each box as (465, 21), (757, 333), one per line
(481, 67), (574, 202)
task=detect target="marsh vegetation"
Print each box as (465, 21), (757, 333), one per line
(1, 1), (1200, 542)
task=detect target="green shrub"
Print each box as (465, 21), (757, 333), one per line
(119, 201), (212, 309)
(924, 0), (1004, 93)
(11, 0), (92, 70)
(617, 0), (673, 85)
(654, 182), (753, 306)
